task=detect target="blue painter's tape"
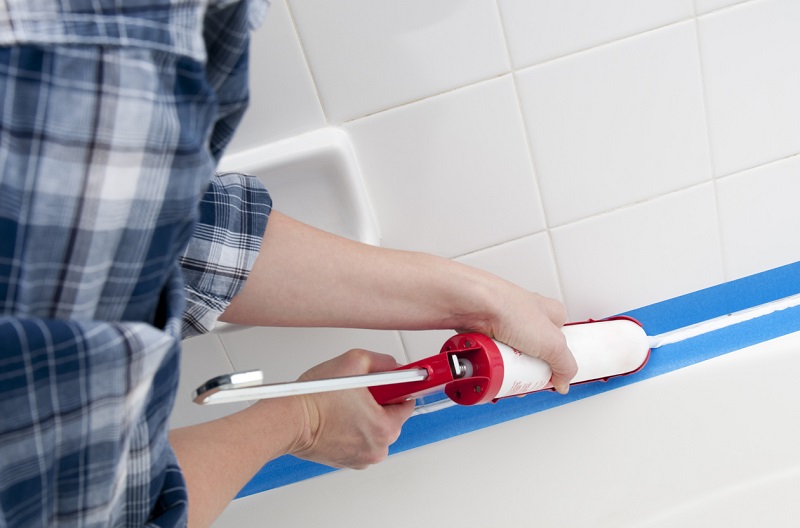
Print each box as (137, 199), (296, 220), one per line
(237, 261), (800, 499)
(625, 260), (800, 335)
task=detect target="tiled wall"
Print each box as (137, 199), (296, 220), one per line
(172, 0), (800, 430)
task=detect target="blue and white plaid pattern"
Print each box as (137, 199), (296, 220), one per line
(0, 1), (270, 525)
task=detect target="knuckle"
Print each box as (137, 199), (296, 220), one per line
(365, 447), (389, 466)
(379, 416), (403, 441)
(342, 348), (371, 373)
(385, 421), (404, 444)
(536, 294), (567, 325)
(554, 304), (568, 325)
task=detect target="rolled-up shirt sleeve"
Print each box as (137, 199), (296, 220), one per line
(179, 172), (272, 338)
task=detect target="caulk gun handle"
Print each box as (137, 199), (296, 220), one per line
(369, 352), (455, 405)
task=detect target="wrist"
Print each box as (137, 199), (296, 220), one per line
(440, 257), (507, 337)
(244, 396), (312, 460)
(285, 395), (318, 456)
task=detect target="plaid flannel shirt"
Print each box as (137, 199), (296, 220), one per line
(0, 1), (271, 525)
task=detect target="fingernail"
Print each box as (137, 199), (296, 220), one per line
(556, 384), (570, 395)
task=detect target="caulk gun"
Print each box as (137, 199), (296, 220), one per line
(193, 317), (652, 406)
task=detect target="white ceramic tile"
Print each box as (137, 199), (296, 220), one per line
(695, 0), (750, 15)
(457, 232), (563, 300)
(287, 0), (509, 123)
(551, 183), (724, 321)
(345, 76), (546, 258)
(717, 156), (800, 280)
(225, 0), (325, 154)
(499, 0), (692, 68)
(220, 327), (406, 384)
(400, 232), (563, 361)
(698, 0), (800, 176)
(170, 334), (248, 429)
(517, 21), (712, 227)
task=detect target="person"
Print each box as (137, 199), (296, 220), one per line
(0, 1), (576, 527)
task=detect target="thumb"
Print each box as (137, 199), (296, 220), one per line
(381, 398), (415, 421)
(376, 399), (415, 445)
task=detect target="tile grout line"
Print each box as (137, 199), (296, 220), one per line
(492, 0), (570, 312)
(267, 4), (414, 384)
(450, 230), (549, 261)
(691, 14), (729, 281)
(548, 151), (800, 232)
(511, 15), (694, 72)
(213, 333), (238, 372)
(714, 150), (800, 180)
(339, 72), (509, 125)
(445, 163), (800, 273)
(283, 0), (331, 125)
(395, 331), (414, 365)
(280, 2), (758, 134)
(552, 180), (717, 231)
(697, 0), (760, 17)
(338, 14), (708, 127)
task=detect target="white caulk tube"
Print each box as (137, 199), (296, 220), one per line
(491, 341), (552, 398)
(486, 318), (651, 398)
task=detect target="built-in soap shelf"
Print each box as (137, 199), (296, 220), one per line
(213, 127), (380, 334)
(218, 127), (380, 245)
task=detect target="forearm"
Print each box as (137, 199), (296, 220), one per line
(219, 211), (502, 333)
(169, 398), (306, 528)
(220, 211), (576, 391)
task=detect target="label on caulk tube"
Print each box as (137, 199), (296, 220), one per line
(494, 342), (552, 398)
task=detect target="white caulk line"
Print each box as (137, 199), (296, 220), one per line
(647, 292), (800, 349)
(412, 398), (458, 416)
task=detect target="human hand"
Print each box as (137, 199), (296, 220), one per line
(471, 284), (577, 394)
(290, 350), (415, 470)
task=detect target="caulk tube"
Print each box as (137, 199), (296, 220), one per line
(439, 334), (554, 403)
(442, 318), (651, 405)
(492, 342), (552, 397)
(490, 317), (651, 400)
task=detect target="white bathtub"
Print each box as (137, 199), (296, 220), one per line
(215, 330), (800, 527)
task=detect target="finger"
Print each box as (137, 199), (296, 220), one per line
(540, 296), (568, 327)
(305, 349), (398, 379)
(537, 329), (577, 394)
(364, 351), (404, 373)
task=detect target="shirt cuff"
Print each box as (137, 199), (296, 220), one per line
(179, 172), (271, 338)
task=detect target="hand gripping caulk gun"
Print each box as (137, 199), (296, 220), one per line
(192, 317), (652, 407)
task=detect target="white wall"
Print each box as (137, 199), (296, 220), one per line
(171, 0), (800, 521)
